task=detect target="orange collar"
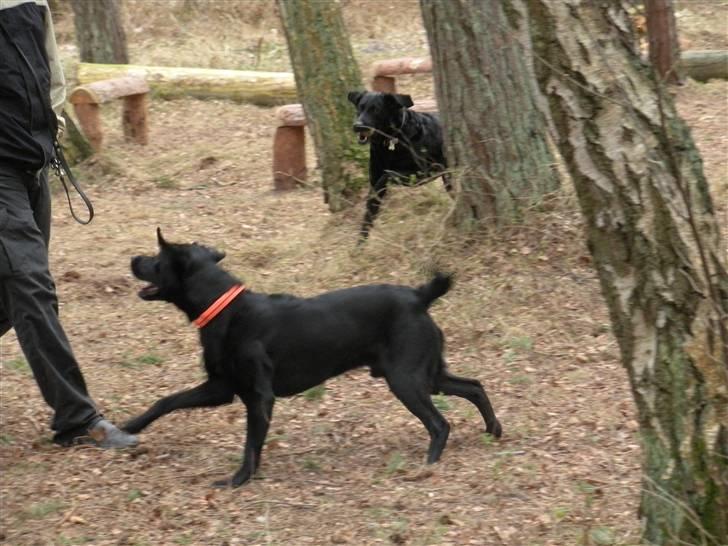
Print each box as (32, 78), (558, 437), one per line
(193, 284), (246, 329)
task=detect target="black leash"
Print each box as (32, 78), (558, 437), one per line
(51, 140), (94, 225)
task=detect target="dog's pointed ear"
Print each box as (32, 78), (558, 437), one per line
(393, 94), (414, 108)
(157, 227), (168, 248)
(348, 90), (364, 105)
(211, 248), (226, 263)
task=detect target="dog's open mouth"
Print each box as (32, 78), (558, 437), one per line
(138, 284), (160, 299)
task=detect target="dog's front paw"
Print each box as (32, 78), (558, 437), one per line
(230, 469), (254, 488)
(487, 419), (503, 439)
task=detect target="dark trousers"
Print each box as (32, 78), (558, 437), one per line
(0, 165), (99, 440)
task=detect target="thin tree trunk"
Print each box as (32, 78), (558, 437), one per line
(646, 0), (683, 84)
(70, 0), (128, 64)
(527, 1), (728, 543)
(420, 0), (559, 228)
(277, 0), (366, 212)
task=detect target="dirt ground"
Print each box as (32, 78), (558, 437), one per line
(1, 2), (726, 546)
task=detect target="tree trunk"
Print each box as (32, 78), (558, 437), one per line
(527, 1), (728, 543)
(70, 0), (128, 64)
(419, 0), (559, 228)
(277, 0), (366, 212)
(645, 0), (683, 84)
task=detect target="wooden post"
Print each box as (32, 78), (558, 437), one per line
(272, 104), (307, 191)
(372, 75), (396, 93)
(72, 103), (103, 150)
(122, 94), (148, 145)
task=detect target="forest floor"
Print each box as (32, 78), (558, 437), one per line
(1, 2), (726, 546)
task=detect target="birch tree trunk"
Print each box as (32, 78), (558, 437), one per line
(419, 0), (559, 228)
(70, 0), (128, 64)
(527, 1), (728, 543)
(277, 0), (366, 212)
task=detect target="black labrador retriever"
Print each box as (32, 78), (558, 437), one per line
(126, 229), (501, 487)
(348, 90), (452, 241)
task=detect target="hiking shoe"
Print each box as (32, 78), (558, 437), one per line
(56, 419), (139, 449)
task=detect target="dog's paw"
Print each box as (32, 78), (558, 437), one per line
(487, 420), (503, 439)
(211, 478), (232, 489)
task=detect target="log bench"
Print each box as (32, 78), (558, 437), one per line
(370, 57), (433, 93)
(69, 76), (150, 152)
(272, 99), (439, 190)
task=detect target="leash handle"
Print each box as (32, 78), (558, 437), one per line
(51, 141), (94, 225)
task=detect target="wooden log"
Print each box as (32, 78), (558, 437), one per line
(371, 57), (433, 77)
(69, 75), (149, 104)
(77, 62), (297, 106)
(370, 57), (432, 94)
(680, 50), (728, 82)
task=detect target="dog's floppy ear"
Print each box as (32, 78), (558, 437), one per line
(157, 227), (169, 248)
(393, 94), (414, 108)
(347, 90), (364, 105)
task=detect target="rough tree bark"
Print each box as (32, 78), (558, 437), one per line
(277, 0), (366, 212)
(70, 0), (128, 64)
(645, 0), (683, 84)
(419, 0), (559, 228)
(528, 1), (728, 544)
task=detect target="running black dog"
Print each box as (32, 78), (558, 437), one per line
(348, 90), (451, 241)
(125, 229), (502, 488)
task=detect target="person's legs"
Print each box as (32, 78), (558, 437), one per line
(0, 167), (136, 447)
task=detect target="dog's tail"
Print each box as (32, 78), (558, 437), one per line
(417, 272), (453, 308)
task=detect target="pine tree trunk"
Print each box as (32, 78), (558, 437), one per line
(277, 0), (366, 212)
(527, 1), (728, 543)
(646, 0), (683, 84)
(70, 0), (128, 64)
(419, 0), (559, 228)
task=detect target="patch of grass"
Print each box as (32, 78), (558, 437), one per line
(57, 536), (93, 546)
(119, 353), (164, 369)
(508, 374), (533, 385)
(174, 535), (193, 545)
(127, 489), (144, 502)
(2, 357), (30, 374)
(432, 394), (451, 412)
(0, 434), (14, 445)
(24, 500), (65, 520)
(303, 384), (326, 401)
(589, 527), (616, 545)
(480, 433), (495, 447)
(153, 175), (178, 189)
(385, 451), (406, 476)
(135, 353), (164, 366)
(552, 506), (571, 522)
(302, 456), (321, 472)
(504, 335), (534, 352)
